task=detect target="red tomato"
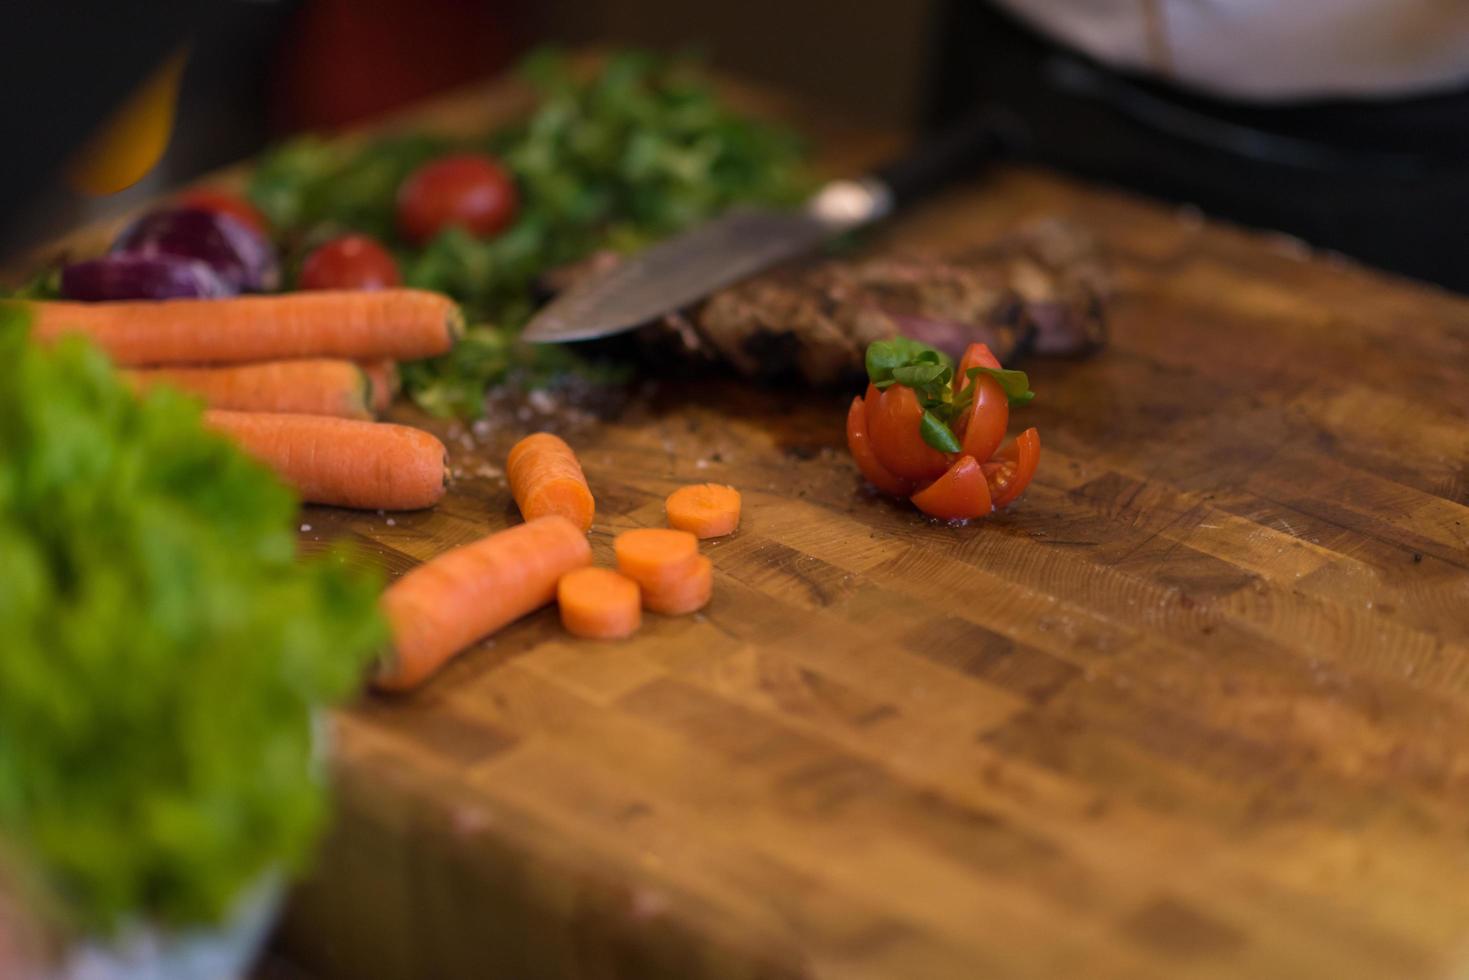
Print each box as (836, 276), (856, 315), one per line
(174, 188), (269, 235)
(396, 153), (517, 245)
(956, 342), (1002, 379)
(911, 455), (992, 520)
(864, 383), (951, 483)
(954, 373), (1009, 464)
(983, 427), (1041, 509)
(846, 396), (916, 497)
(299, 234), (402, 291)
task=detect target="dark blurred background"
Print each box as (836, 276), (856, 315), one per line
(6, 0), (1469, 290)
(0, 0), (936, 255)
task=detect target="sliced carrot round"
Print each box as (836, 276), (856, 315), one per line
(558, 567), (641, 640)
(614, 528), (700, 593)
(666, 483), (741, 538)
(642, 555), (713, 616)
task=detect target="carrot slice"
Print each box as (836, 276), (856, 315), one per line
(358, 359), (400, 413)
(125, 359), (372, 419)
(21, 289), (461, 366)
(204, 410), (448, 510)
(558, 567), (641, 640)
(507, 432), (594, 532)
(614, 528), (700, 594)
(642, 555), (713, 616)
(377, 516), (592, 691)
(665, 483), (741, 538)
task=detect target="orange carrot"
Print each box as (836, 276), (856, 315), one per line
(20, 289), (461, 366)
(642, 555), (713, 616)
(506, 432), (595, 532)
(614, 528), (700, 594)
(125, 359), (372, 419)
(204, 410), (448, 510)
(358, 359), (399, 413)
(557, 567), (641, 640)
(665, 483), (741, 538)
(376, 516), (592, 691)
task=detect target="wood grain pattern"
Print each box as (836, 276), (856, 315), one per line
(38, 69), (1469, 980)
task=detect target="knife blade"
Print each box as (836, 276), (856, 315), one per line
(522, 113), (1001, 344)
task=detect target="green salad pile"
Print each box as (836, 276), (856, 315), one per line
(0, 305), (385, 934)
(248, 49), (810, 416)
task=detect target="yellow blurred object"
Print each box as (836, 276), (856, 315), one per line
(67, 48), (188, 196)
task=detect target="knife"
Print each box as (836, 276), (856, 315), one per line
(522, 113), (1003, 343)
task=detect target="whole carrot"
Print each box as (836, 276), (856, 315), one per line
(358, 359), (399, 414)
(376, 516), (593, 691)
(507, 432), (595, 532)
(19, 289), (461, 366)
(125, 359), (372, 419)
(205, 410), (448, 510)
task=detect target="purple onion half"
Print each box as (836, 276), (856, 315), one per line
(60, 254), (232, 301)
(112, 207), (279, 293)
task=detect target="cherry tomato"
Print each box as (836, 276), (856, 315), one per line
(956, 342), (1002, 380)
(983, 427), (1041, 509)
(911, 455), (992, 520)
(865, 383), (951, 483)
(954, 373), (1009, 464)
(299, 234), (402, 291)
(846, 396), (916, 497)
(174, 188), (269, 235)
(396, 153), (518, 245)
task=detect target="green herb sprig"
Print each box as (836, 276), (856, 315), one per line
(864, 338), (1035, 452)
(249, 49), (811, 417)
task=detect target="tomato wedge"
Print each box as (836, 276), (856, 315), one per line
(846, 396), (916, 497)
(864, 383), (951, 483)
(911, 455), (992, 520)
(983, 427), (1041, 509)
(956, 342), (1003, 387)
(954, 373), (1008, 464)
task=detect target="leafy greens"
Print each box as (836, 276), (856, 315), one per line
(0, 304), (384, 935)
(864, 337), (1036, 451)
(248, 49), (810, 417)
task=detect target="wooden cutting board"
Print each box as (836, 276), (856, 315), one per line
(29, 69), (1469, 980)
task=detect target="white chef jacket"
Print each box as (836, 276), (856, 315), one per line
(992, 0), (1469, 101)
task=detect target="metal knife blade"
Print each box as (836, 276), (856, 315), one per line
(522, 179), (892, 343)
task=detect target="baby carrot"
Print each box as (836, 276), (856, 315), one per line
(613, 528), (700, 594)
(204, 410), (448, 510)
(507, 432), (595, 532)
(642, 555), (714, 616)
(22, 289), (461, 366)
(358, 359), (399, 413)
(376, 516), (593, 691)
(557, 567), (641, 640)
(665, 483), (741, 538)
(125, 359), (373, 419)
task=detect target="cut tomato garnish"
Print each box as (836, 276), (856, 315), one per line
(983, 427), (1040, 509)
(911, 455), (992, 520)
(846, 396), (917, 497)
(954, 373), (1008, 464)
(864, 382), (951, 483)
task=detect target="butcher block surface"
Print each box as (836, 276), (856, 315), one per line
(43, 70), (1469, 979)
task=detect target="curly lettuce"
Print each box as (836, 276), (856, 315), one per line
(0, 304), (384, 935)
